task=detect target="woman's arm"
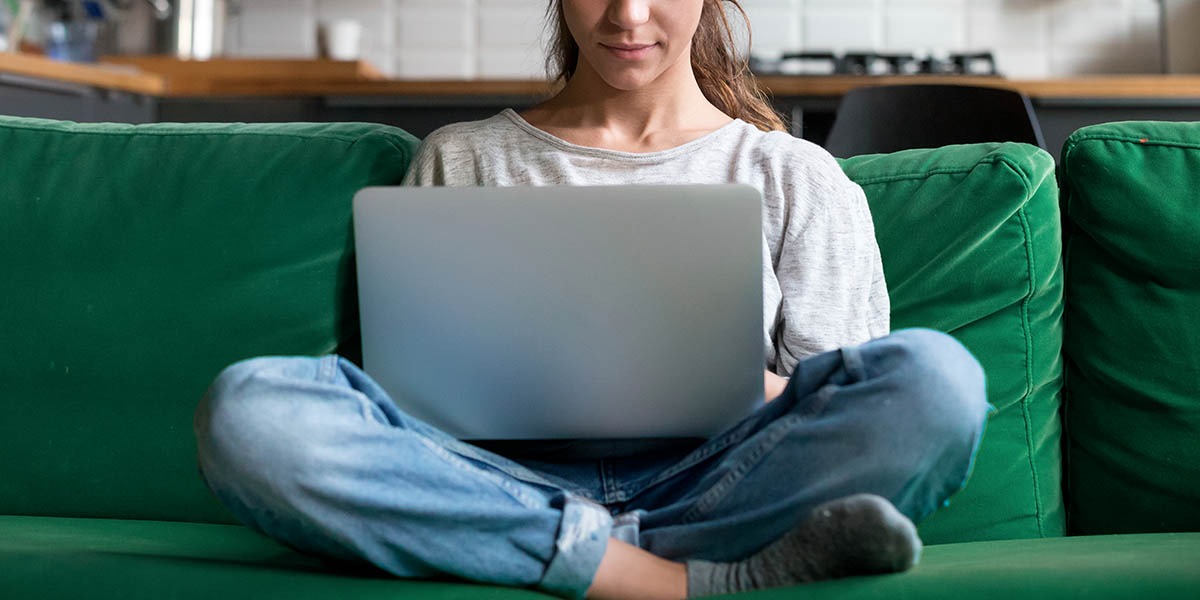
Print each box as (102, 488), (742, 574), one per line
(765, 370), (788, 402)
(767, 157), (890, 376)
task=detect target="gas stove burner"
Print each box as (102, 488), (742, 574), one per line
(750, 51), (999, 77)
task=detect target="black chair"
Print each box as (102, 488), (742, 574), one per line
(823, 84), (1047, 158)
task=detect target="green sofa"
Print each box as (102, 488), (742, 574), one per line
(1, 115), (1197, 599)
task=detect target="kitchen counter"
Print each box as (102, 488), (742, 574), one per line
(4, 53), (1200, 99)
(0, 53), (388, 96)
(3, 54), (1199, 152)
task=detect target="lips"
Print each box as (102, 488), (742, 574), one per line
(607, 43), (655, 50)
(601, 42), (657, 60)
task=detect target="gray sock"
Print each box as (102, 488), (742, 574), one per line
(686, 494), (922, 598)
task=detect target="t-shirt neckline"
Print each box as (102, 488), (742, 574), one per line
(500, 108), (746, 161)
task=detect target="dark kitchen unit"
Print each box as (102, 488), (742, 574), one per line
(750, 50), (1003, 146)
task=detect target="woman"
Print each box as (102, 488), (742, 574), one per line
(194, 1), (989, 598)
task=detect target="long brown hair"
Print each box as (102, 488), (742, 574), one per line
(545, 0), (786, 132)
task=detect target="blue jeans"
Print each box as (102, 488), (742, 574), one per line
(194, 329), (988, 598)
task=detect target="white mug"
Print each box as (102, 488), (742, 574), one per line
(324, 19), (363, 61)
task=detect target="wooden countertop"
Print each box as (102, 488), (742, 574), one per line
(0, 53), (391, 96)
(3, 53), (1200, 100)
(759, 74), (1200, 99)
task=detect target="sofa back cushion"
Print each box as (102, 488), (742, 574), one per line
(1059, 121), (1200, 534)
(0, 117), (416, 523)
(841, 143), (1065, 544)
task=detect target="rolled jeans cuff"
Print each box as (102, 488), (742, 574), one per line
(538, 495), (613, 599)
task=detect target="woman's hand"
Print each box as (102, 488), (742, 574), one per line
(764, 370), (789, 403)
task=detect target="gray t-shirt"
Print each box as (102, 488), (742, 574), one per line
(403, 109), (889, 376)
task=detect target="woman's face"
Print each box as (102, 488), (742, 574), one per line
(562, 0), (706, 91)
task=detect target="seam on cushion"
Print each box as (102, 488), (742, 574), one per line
(996, 155), (1035, 200)
(0, 127), (361, 144)
(1062, 133), (1197, 205)
(1061, 143), (1079, 184)
(0, 119), (398, 145)
(991, 153), (1048, 537)
(347, 131), (416, 166)
(1015, 194), (1047, 538)
(852, 153), (1030, 188)
(1065, 132), (1200, 152)
(858, 147), (1051, 537)
(852, 164), (979, 187)
(0, 122), (417, 171)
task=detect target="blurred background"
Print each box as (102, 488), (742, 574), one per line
(1, 0), (1199, 78)
(2, 0), (1199, 153)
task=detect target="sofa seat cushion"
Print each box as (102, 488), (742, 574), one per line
(3, 516), (1197, 599)
(0, 516), (545, 599)
(751, 533), (1200, 600)
(840, 143), (1064, 544)
(1059, 121), (1200, 535)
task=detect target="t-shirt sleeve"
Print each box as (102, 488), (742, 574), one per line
(769, 156), (891, 376)
(401, 125), (481, 187)
(402, 138), (439, 186)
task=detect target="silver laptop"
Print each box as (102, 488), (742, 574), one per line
(352, 185), (764, 440)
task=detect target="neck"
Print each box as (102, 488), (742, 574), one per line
(540, 52), (731, 142)
(519, 47), (737, 153)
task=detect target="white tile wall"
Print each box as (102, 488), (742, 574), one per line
(229, 0), (1169, 79)
(234, 0), (318, 58)
(804, 2), (884, 52)
(740, 1), (801, 57)
(393, 0), (474, 77)
(476, 0), (549, 77)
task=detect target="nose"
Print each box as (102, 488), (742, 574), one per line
(608, 0), (651, 28)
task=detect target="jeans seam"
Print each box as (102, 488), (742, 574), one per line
(633, 374), (844, 499)
(603, 460), (625, 504)
(680, 413), (804, 524)
(637, 418), (760, 493)
(674, 381), (838, 524)
(448, 440), (575, 495)
(319, 355), (337, 383)
(412, 434), (547, 510)
(337, 355), (568, 496)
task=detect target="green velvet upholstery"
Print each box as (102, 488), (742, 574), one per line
(1059, 121), (1200, 535)
(841, 143), (1065, 544)
(745, 533), (1200, 600)
(0, 117), (418, 524)
(3, 516), (1197, 599)
(0, 517), (546, 600)
(2, 116), (1196, 599)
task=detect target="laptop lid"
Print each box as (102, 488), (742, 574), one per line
(353, 184), (764, 440)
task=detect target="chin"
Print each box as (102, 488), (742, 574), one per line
(577, 53), (667, 92)
(597, 71), (659, 92)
